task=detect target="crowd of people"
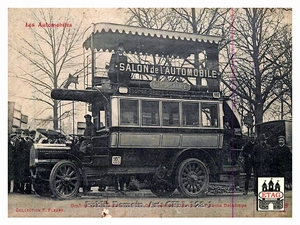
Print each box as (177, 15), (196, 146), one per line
(242, 133), (292, 195)
(8, 128), (36, 194)
(8, 114), (140, 195)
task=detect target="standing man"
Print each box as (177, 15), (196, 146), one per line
(23, 130), (35, 194)
(272, 136), (292, 188)
(252, 134), (270, 195)
(79, 114), (96, 154)
(107, 42), (131, 85)
(242, 133), (257, 195)
(8, 133), (15, 193)
(79, 114), (96, 192)
(13, 128), (26, 193)
(259, 133), (272, 176)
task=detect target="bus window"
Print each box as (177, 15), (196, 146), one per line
(142, 100), (160, 126)
(120, 99), (139, 125)
(182, 102), (199, 127)
(201, 103), (218, 127)
(162, 102), (179, 126)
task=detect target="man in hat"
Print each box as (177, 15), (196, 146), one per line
(272, 136), (292, 187)
(79, 114), (96, 154)
(22, 129), (35, 194)
(8, 133), (16, 193)
(252, 133), (271, 195)
(242, 133), (257, 195)
(71, 115), (95, 192)
(259, 133), (272, 176)
(253, 134), (270, 176)
(29, 130), (36, 143)
(13, 128), (25, 193)
(107, 42), (131, 84)
(13, 128), (30, 193)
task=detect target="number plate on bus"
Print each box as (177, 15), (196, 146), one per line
(112, 156), (121, 165)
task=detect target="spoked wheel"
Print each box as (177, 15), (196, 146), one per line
(150, 180), (176, 197)
(176, 158), (209, 198)
(49, 160), (81, 200)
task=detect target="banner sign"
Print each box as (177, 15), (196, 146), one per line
(118, 62), (219, 79)
(150, 81), (191, 91)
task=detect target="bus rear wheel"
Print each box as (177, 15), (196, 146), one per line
(176, 158), (209, 198)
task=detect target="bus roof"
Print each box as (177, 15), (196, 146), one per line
(83, 23), (221, 58)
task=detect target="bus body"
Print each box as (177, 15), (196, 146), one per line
(30, 23), (242, 199)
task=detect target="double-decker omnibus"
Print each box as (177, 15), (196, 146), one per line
(30, 23), (242, 199)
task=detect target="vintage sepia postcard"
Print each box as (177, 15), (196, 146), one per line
(6, 6), (294, 220)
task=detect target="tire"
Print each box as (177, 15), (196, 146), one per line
(150, 181), (176, 197)
(176, 158), (209, 198)
(49, 160), (81, 200)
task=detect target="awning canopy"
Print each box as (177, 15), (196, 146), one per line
(83, 23), (221, 58)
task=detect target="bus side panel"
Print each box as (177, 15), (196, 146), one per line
(109, 131), (223, 149)
(108, 148), (176, 168)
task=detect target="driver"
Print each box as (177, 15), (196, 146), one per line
(79, 114), (96, 154)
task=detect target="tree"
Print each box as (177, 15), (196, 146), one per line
(126, 8), (182, 30)
(125, 8), (293, 126)
(266, 24), (292, 119)
(10, 9), (85, 130)
(220, 8), (292, 125)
